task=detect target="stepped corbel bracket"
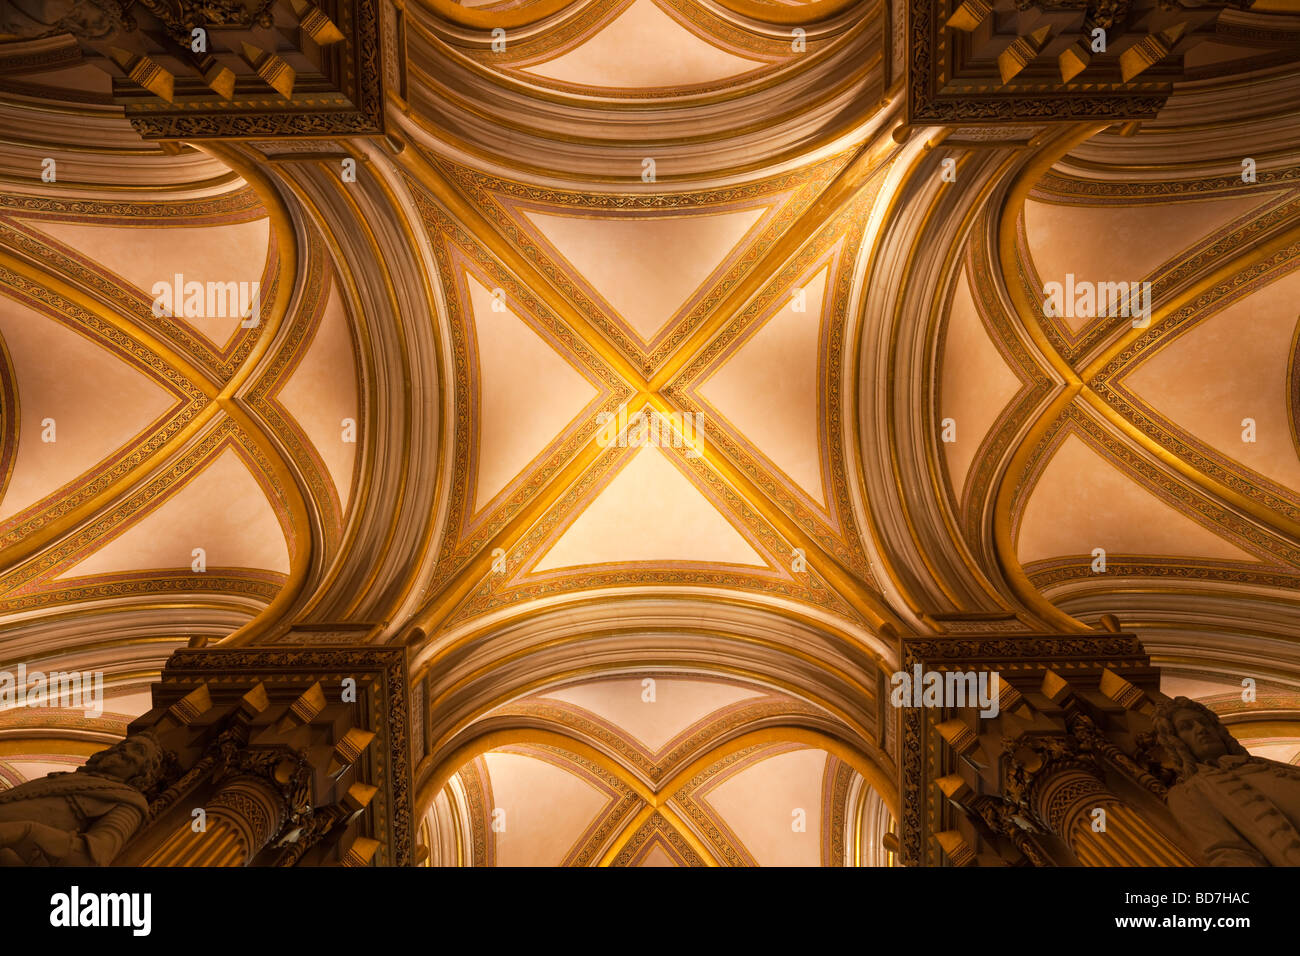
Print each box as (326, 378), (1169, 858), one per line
(125, 645), (411, 866)
(84, 0), (385, 139)
(906, 0), (1279, 127)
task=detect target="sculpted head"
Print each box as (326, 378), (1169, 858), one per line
(1153, 697), (1247, 777)
(1173, 707), (1228, 761)
(77, 732), (164, 792)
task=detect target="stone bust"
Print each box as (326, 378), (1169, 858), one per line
(1155, 697), (1300, 866)
(0, 731), (164, 866)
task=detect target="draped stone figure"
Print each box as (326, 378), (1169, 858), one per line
(1155, 697), (1300, 866)
(0, 732), (163, 866)
(0, 0), (125, 40)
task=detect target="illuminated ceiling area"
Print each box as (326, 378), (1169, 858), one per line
(423, 674), (892, 866)
(0, 150), (361, 785)
(930, 101), (1300, 701)
(1, 0), (1300, 865)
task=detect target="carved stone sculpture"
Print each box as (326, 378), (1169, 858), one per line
(0, 732), (164, 866)
(1155, 697), (1300, 866)
(0, 0), (126, 40)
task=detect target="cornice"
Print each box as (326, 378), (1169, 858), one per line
(399, 0), (890, 183)
(0, 102), (242, 195)
(1055, 65), (1300, 176)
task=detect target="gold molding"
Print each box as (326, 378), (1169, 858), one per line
(0, 739), (104, 757)
(398, 146), (649, 388)
(646, 139), (897, 391)
(925, 152), (1036, 612)
(430, 625), (876, 722)
(400, 131), (906, 635)
(991, 388), (1088, 631)
(413, 0), (580, 29)
(423, 655), (883, 774)
(712, 0), (865, 23)
(290, 154), (424, 622)
(0, 250), (220, 575)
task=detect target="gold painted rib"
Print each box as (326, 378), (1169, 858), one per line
(414, 0), (581, 30)
(712, 0), (865, 23)
(990, 387), (1089, 631)
(648, 138), (898, 391)
(647, 393), (902, 629)
(988, 125), (1108, 633)
(397, 128), (650, 388)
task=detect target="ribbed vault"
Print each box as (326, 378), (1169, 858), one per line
(1, 0), (1299, 865)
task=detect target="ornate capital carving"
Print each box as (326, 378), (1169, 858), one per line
(1003, 733), (1111, 835)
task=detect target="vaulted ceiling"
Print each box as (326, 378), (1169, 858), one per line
(932, 107), (1300, 685)
(1, 0), (1299, 863)
(424, 673), (892, 866)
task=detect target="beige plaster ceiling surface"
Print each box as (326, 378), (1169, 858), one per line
(697, 263), (830, 508)
(522, 206), (768, 345)
(56, 446), (291, 579)
(480, 749), (615, 866)
(0, 297), (178, 522)
(273, 281), (360, 511)
(532, 445), (769, 570)
(466, 273), (600, 511)
(1022, 195), (1270, 334)
(1016, 433), (1258, 565)
(539, 676), (762, 750)
(29, 216), (272, 350)
(519, 0), (769, 89)
(1121, 266), (1300, 496)
(939, 270), (1023, 498)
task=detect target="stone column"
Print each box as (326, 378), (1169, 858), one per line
(144, 774), (293, 866)
(1006, 737), (1193, 867)
(142, 747), (312, 867)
